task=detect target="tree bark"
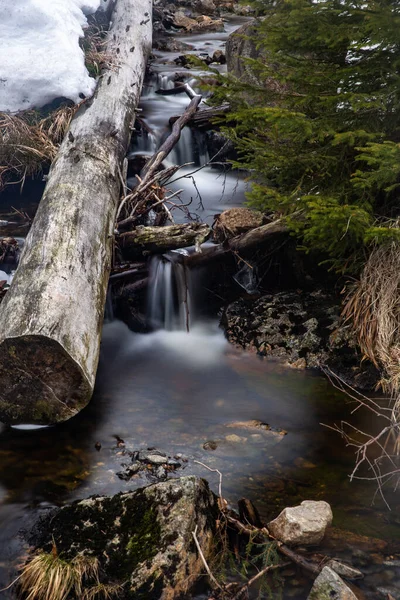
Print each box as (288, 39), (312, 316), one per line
(0, 0), (152, 425)
(169, 103), (230, 128)
(119, 222), (211, 258)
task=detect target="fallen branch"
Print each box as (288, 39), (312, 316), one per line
(192, 525), (226, 593)
(187, 219), (287, 267)
(169, 103), (231, 128)
(116, 89), (202, 228)
(118, 222), (211, 259)
(230, 561), (290, 600)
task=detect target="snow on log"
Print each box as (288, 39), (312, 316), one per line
(0, 0), (152, 425)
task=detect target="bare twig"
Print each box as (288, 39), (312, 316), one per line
(192, 525), (225, 593)
(231, 561), (290, 600)
(194, 460), (223, 503)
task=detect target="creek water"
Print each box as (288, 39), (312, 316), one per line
(1, 14), (400, 600)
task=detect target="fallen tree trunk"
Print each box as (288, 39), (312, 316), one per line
(119, 222), (211, 258)
(0, 0), (152, 425)
(187, 219), (287, 267)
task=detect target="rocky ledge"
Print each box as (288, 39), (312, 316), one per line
(222, 289), (379, 390)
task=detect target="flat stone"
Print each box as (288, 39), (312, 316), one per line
(307, 567), (359, 600)
(144, 454), (167, 465)
(268, 500), (333, 546)
(326, 559), (363, 580)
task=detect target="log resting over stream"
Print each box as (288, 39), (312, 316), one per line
(187, 219), (287, 267)
(0, 0), (152, 425)
(119, 222), (211, 258)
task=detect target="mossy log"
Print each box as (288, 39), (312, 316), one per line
(119, 222), (211, 258)
(0, 0), (152, 425)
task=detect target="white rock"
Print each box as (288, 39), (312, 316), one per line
(268, 500), (332, 546)
(307, 566), (358, 600)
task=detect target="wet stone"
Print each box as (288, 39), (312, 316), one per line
(27, 477), (219, 600)
(203, 440), (218, 450)
(268, 500), (333, 546)
(222, 290), (379, 390)
(326, 559), (363, 580)
(143, 453), (167, 465)
(307, 567), (358, 600)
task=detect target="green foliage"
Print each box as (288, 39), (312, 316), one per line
(215, 0), (400, 271)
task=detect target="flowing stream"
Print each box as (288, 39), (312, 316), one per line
(0, 15), (400, 600)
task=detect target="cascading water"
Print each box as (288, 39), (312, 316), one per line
(147, 252), (192, 332)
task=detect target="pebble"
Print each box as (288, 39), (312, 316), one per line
(203, 441), (218, 450)
(145, 454), (167, 465)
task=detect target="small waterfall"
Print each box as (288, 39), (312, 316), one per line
(147, 253), (192, 332)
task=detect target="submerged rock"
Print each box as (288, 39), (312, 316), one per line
(28, 476), (218, 599)
(268, 500), (333, 546)
(307, 566), (358, 600)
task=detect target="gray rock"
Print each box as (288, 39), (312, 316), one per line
(144, 453), (167, 465)
(194, 0), (216, 15)
(268, 500), (333, 546)
(28, 476), (218, 599)
(326, 559), (363, 580)
(221, 290), (379, 390)
(307, 566), (359, 600)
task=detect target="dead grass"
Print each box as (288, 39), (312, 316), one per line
(82, 583), (124, 600)
(0, 20), (112, 190)
(343, 240), (400, 419)
(81, 23), (115, 78)
(0, 105), (77, 189)
(19, 550), (100, 600)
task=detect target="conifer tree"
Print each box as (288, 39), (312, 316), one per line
(216, 0), (400, 271)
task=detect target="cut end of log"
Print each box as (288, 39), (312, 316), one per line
(0, 336), (92, 425)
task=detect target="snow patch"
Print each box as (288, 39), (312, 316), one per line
(0, 0), (101, 113)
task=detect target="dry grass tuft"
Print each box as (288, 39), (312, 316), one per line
(81, 24), (115, 78)
(0, 105), (77, 189)
(343, 240), (400, 418)
(19, 550), (100, 600)
(83, 582), (124, 600)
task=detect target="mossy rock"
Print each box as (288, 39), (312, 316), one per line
(212, 207), (264, 243)
(28, 476), (218, 599)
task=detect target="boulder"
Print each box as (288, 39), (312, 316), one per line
(268, 500), (333, 546)
(194, 0), (217, 15)
(226, 20), (263, 85)
(221, 290), (380, 390)
(27, 477), (218, 600)
(307, 566), (359, 600)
